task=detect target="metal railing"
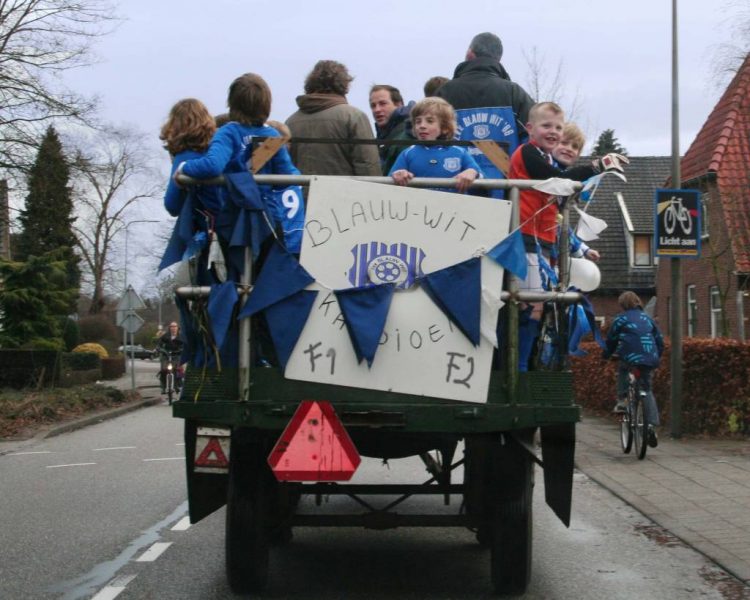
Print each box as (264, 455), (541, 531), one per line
(174, 174), (584, 401)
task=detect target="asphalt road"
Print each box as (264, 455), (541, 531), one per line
(0, 400), (743, 600)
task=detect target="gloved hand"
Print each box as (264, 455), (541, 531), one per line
(593, 153), (629, 173)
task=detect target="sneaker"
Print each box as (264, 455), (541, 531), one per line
(648, 426), (659, 448)
(613, 400), (627, 414)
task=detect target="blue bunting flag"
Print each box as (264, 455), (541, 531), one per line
(334, 283), (395, 367)
(264, 290), (318, 370)
(421, 257), (481, 346)
(238, 244), (315, 319)
(486, 229), (528, 280)
(208, 282), (239, 350)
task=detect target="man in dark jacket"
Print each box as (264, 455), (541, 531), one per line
(369, 84), (414, 174)
(438, 32), (536, 194)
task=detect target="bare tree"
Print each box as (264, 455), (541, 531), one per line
(69, 126), (161, 314)
(0, 0), (117, 179)
(711, 1), (750, 87)
(522, 46), (584, 122)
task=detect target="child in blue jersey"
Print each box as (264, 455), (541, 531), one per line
(175, 73), (304, 253)
(389, 97), (482, 193)
(161, 98), (224, 218)
(603, 291), (664, 447)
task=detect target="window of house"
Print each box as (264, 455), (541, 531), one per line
(633, 235), (652, 266)
(687, 284), (697, 336)
(710, 286), (722, 338)
(701, 191), (710, 238)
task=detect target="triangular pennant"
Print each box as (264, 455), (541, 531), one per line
(421, 257), (481, 346)
(264, 289), (318, 370)
(224, 171), (264, 211)
(158, 191), (196, 272)
(486, 229), (528, 280)
(532, 177), (578, 196)
(574, 206), (608, 242)
(238, 245), (315, 319)
(334, 284), (395, 367)
(208, 282), (239, 350)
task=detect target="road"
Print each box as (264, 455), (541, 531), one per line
(2, 409), (745, 599)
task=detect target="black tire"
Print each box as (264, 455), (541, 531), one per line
(634, 394), (648, 460)
(620, 411), (633, 454)
(166, 373), (174, 406)
(489, 433), (534, 596)
(225, 439), (272, 594)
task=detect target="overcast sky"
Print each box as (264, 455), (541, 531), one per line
(58, 0), (746, 295)
(65, 0), (746, 162)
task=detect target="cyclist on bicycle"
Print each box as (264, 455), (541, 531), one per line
(156, 321), (184, 394)
(602, 291), (664, 447)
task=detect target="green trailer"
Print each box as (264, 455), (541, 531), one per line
(172, 175), (582, 596)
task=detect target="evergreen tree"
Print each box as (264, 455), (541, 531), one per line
(16, 126), (80, 312)
(0, 250), (77, 350)
(591, 129), (628, 157)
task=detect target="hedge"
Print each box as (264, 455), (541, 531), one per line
(101, 356), (126, 380)
(62, 351), (102, 372)
(0, 350), (60, 388)
(571, 338), (750, 437)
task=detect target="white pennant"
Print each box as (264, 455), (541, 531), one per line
(574, 206), (608, 242)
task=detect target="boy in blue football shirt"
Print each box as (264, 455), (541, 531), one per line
(389, 97), (482, 193)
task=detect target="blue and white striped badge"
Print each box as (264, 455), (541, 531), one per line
(347, 242), (426, 289)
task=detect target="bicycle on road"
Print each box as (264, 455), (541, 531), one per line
(158, 349), (183, 405)
(619, 365), (656, 460)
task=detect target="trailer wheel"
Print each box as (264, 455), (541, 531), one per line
(489, 434), (534, 596)
(225, 440), (272, 594)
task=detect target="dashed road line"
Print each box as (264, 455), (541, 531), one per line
(171, 516), (191, 531)
(175, 442), (185, 446)
(90, 574), (136, 600)
(46, 462), (97, 469)
(136, 542), (172, 562)
(7, 451), (52, 456)
(142, 457), (183, 462)
(93, 446), (137, 451)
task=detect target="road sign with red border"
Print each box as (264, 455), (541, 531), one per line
(268, 400), (360, 482)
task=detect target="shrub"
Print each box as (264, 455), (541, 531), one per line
(101, 356), (125, 379)
(20, 338), (65, 351)
(72, 342), (109, 359)
(60, 317), (80, 351)
(78, 315), (119, 345)
(572, 338), (750, 437)
(63, 351), (102, 371)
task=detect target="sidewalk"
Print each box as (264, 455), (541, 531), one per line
(575, 412), (750, 585)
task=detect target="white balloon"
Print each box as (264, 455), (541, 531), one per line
(569, 257), (601, 292)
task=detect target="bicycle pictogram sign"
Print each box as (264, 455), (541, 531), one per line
(655, 189), (701, 258)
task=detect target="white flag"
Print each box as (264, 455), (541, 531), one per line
(575, 206), (608, 242)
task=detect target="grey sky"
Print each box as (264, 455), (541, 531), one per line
(65, 0), (743, 162)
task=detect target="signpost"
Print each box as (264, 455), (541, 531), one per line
(116, 285), (146, 390)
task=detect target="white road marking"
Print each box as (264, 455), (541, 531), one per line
(135, 542), (172, 562)
(93, 446), (137, 451)
(46, 462), (97, 469)
(143, 457), (183, 462)
(7, 451), (52, 456)
(171, 516), (191, 531)
(175, 442), (185, 446)
(90, 575), (136, 600)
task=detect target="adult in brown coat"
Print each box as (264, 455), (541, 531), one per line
(286, 60), (380, 176)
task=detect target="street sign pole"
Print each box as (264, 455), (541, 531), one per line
(116, 286), (146, 391)
(670, 0), (683, 438)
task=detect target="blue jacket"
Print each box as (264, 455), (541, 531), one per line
(604, 307), (664, 367)
(164, 149), (225, 217)
(181, 122), (303, 251)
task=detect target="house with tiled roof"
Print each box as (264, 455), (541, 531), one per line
(654, 53), (750, 339)
(572, 156), (671, 323)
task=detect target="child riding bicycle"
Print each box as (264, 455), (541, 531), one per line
(602, 291), (664, 447)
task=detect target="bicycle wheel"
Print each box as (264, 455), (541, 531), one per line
(634, 391), (648, 460)
(619, 410), (632, 453)
(167, 373), (174, 406)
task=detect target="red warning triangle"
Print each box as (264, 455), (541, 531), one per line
(268, 400), (360, 482)
(195, 437), (229, 468)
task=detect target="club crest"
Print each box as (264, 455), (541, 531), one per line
(472, 124), (490, 139)
(443, 157), (461, 173)
(348, 242), (425, 289)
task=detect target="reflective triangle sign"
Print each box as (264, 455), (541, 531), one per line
(195, 437), (229, 472)
(268, 401), (360, 482)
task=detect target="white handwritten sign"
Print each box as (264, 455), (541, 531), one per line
(284, 177), (512, 403)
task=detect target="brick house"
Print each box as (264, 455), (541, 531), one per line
(572, 156), (671, 324)
(654, 54), (750, 340)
